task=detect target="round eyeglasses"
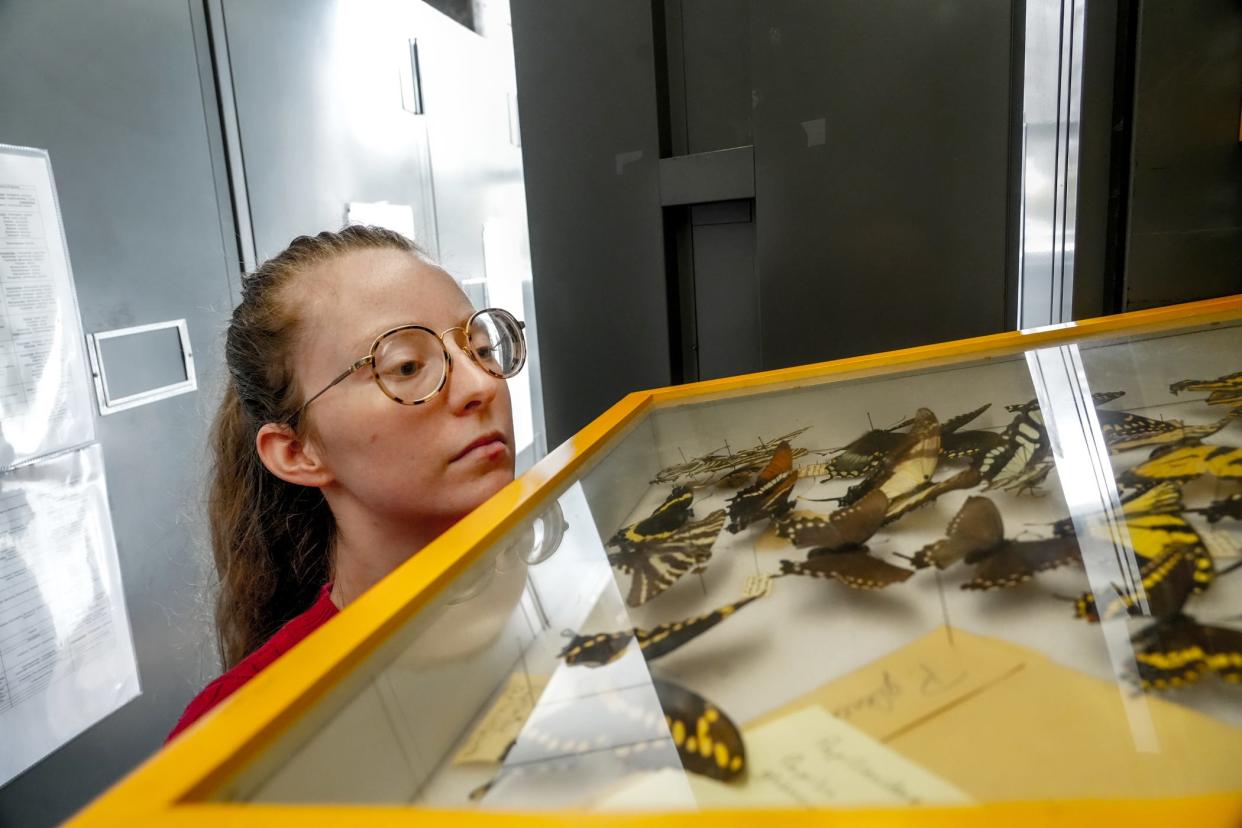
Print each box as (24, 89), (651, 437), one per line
(289, 307), (526, 426)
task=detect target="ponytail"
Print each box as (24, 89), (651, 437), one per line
(208, 226), (420, 668)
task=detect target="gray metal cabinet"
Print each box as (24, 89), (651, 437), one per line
(0, 2), (237, 824)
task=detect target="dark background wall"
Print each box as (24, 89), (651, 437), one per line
(515, 0), (1022, 446)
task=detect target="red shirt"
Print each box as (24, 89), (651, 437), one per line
(167, 584), (338, 742)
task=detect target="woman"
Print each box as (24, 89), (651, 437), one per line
(168, 225), (523, 740)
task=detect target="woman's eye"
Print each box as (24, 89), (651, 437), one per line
(389, 360), (423, 377)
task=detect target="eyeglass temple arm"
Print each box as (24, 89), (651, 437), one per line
(290, 356), (373, 424)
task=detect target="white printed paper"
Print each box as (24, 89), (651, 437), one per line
(0, 146), (96, 469)
(0, 443), (139, 786)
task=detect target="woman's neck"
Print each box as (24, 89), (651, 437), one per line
(327, 504), (457, 609)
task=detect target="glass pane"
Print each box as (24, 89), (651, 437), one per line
(216, 318), (1242, 810)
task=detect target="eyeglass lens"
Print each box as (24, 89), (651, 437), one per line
(372, 310), (524, 403)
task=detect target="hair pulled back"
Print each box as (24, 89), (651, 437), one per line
(209, 225), (419, 668)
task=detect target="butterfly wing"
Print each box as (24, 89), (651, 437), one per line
(941, 429), (1005, 462)
(609, 510), (725, 607)
(1133, 615), (1210, 690)
(780, 551), (914, 589)
(940, 403), (992, 435)
(883, 466), (980, 524)
(910, 495), (1005, 569)
(609, 486), (694, 548)
(877, 408), (941, 500)
(780, 489), (888, 550)
(1075, 543), (1200, 622)
(961, 536), (1081, 590)
(1121, 445), (1214, 485)
(821, 430), (907, 480)
(727, 444), (797, 532)
(653, 678), (746, 782)
(560, 631), (635, 667)
(635, 594), (762, 662)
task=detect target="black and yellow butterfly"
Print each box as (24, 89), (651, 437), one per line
(1171, 370), (1242, 407)
(608, 510), (727, 607)
(1131, 613), (1242, 691)
(1107, 411), (1240, 454)
(469, 677), (746, 801)
(908, 495), (1080, 589)
(559, 594), (763, 668)
(726, 440), (797, 533)
(1073, 512), (1215, 621)
(1050, 481), (1184, 537)
(1189, 493), (1242, 524)
(1120, 443), (1242, 486)
(608, 487), (694, 549)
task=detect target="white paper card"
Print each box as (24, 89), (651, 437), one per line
(0, 145), (96, 470)
(0, 443), (139, 786)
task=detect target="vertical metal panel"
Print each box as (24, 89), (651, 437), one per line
(1018, 0), (1087, 327)
(751, 1), (1015, 370)
(1123, 0), (1242, 309)
(691, 201), (759, 381)
(0, 1), (236, 824)
(1072, 0), (1120, 320)
(679, 0), (753, 154)
(219, 0), (440, 260)
(512, 0), (668, 446)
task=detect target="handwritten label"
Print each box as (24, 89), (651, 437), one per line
(750, 627), (1027, 742)
(595, 705), (969, 809)
(452, 672), (549, 765)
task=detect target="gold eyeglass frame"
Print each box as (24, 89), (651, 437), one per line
(288, 307), (526, 426)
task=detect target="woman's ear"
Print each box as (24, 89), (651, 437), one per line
(256, 423), (334, 488)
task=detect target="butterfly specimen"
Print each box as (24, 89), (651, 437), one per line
(1130, 613), (1242, 690)
(651, 428), (811, 486)
(1096, 408), (1180, 449)
(983, 391), (1132, 494)
(908, 496), (1080, 589)
(559, 594), (763, 668)
(1050, 481), (1185, 537)
(777, 493), (914, 589)
(1105, 411), (1239, 454)
(726, 441), (797, 533)
(608, 510), (727, 607)
(608, 487), (693, 549)
(774, 489), (888, 549)
(1171, 370), (1242, 407)
(812, 404), (989, 481)
(1119, 444), (1242, 486)
(1072, 511), (1216, 621)
(778, 550), (915, 590)
(838, 408), (941, 507)
(1189, 493), (1242, 523)
(883, 466), (982, 524)
(976, 405), (1050, 494)
(469, 676), (746, 801)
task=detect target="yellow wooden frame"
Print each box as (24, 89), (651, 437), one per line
(73, 295), (1242, 827)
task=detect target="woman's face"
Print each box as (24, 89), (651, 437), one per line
(289, 248), (515, 528)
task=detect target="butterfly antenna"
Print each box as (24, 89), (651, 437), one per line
(866, 411), (875, 430)
(891, 551), (916, 562)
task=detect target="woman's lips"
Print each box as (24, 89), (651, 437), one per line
(452, 432), (507, 462)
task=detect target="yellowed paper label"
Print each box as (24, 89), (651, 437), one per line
(742, 573), (775, 599)
(452, 672), (549, 765)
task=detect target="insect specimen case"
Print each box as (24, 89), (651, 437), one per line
(77, 296), (1242, 827)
